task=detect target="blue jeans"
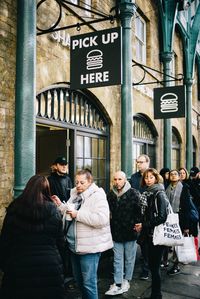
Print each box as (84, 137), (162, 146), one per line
(70, 252), (101, 299)
(113, 241), (137, 284)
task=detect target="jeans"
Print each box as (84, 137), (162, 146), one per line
(113, 240), (137, 284)
(70, 252), (101, 299)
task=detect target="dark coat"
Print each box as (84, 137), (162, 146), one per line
(141, 184), (168, 238)
(107, 187), (142, 242)
(130, 171), (146, 193)
(0, 201), (66, 299)
(48, 172), (72, 203)
(178, 183), (191, 231)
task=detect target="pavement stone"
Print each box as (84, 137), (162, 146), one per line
(64, 247), (200, 299)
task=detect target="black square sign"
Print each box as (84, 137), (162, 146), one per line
(154, 85), (186, 119)
(70, 27), (122, 89)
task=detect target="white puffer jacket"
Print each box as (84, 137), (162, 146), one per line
(59, 183), (113, 254)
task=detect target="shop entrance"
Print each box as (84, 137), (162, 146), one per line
(36, 125), (72, 176)
(35, 83), (110, 190)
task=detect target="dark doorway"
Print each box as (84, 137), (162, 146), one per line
(36, 125), (71, 176)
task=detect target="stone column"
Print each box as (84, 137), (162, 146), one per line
(160, 51), (173, 169)
(185, 78), (193, 169)
(119, 0), (136, 177)
(14, 0), (36, 197)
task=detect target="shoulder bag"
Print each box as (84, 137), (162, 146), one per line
(153, 197), (184, 246)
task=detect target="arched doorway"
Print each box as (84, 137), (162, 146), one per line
(36, 83), (110, 190)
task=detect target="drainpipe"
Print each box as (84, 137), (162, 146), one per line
(14, 0), (36, 197)
(118, 0), (135, 178)
(160, 51), (173, 169)
(185, 78), (193, 169)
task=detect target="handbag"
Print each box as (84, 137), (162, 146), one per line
(153, 200), (184, 246)
(175, 236), (197, 263)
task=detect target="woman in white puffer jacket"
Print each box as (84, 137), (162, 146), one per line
(52, 169), (113, 299)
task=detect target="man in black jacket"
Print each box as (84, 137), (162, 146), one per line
(48, 156), (72, 203)
(105, 171), (142, 296)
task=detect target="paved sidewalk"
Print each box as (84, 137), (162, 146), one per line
(65, 247), (200, 299)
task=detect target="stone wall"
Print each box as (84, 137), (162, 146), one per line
(0, 0), (16, 227)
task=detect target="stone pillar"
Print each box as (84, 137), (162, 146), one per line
(185, 78), (193, 169)
(160, 51), (173, 169)
(119, 0), (136, 178)
(14, 0), (36, 197)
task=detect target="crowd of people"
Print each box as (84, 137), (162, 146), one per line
(0, 154), (199, 299)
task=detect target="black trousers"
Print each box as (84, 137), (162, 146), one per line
(147, 237), (164, 299)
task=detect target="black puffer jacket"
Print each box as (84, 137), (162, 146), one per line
(0, 201), (66, 299)
(141, 183), (168, 237)
(107, 182), (142, 242)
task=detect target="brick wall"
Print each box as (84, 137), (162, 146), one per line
(0, 0), (16, 227)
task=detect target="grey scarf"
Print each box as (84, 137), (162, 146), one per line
(165, 181), (183, 213)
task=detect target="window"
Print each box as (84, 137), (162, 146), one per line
(135, 15), (146, 63)
(133, 114), (157, 172)
(70, 0), (91, 15)
(76, 134), (107, 190)
(172, 127), (181, 169)
(192, 136), (197, 166)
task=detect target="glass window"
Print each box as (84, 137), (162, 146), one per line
(99, 139), (105, 158)
(77, 135), (84, 157)
(192, 136), (197, 166)
(92, 138), (98, 158)
(84, 136), (91, 158)
(133, 115), (157, 172)
(135, 16), (146, 63)
(172, 127), (181, 169)
(76, 134), (107, 189)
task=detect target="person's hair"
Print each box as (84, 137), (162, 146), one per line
(137, 154), (150, 163)
(76, 169), (93, 182)
(178, 167), (189, 180)
(18, 175), (52, 204)
(141, 168), (163, 186)
(113, 171), (126, 179)
(159, 167), (170, 178)
(8, 175), (54, 232)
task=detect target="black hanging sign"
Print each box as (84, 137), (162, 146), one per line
(70, 27), (122, 89)
(154, 85), (186, 119)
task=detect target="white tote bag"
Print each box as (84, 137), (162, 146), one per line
(153, 202), (184, 246)
(175, 236), (197, 263)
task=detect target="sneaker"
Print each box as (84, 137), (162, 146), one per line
(140, 273), (149, 280)
(105, 284), (123, 296)
(160, 262), (169, 268)
(167, 266), (180, 276)
(121, 279), (130, 292)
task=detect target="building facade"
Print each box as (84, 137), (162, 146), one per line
(0, 0), (200, 227)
